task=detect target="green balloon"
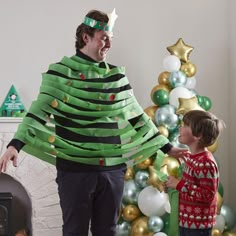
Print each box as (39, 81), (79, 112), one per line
(201, 96), (212, 111)
(152, 89), (169, 106)
(218, 181), (224, 197)
(161, 213), (170, 234)
(196, 95), (203, 106)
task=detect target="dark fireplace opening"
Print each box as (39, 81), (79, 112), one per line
(0, 192), (12, 236)
(0, 174), (32, 236)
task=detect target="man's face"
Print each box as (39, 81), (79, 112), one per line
(83, 30), (113, 62)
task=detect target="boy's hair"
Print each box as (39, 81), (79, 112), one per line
(183, 110), (225, 147)
(75, 10), (109, 51)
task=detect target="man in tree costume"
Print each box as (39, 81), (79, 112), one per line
(0, 9), (185, 236)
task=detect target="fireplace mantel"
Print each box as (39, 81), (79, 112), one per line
(0, 117), (23, 132)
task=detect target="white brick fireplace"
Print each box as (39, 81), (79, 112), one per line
(0, 118), (63, 236)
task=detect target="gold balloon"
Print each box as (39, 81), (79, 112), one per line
(123, 205), (142, 222)
(158, 71), (170, 86)
(181, 61), (197, 77)
(167, 38), (194, 63)
(150, 84), (170, 99)
(144, 105), (158, 121)
(176, 96), (204, 115)
(207, 139), (219, 153)
(147, 165), (165, 192)
(131, 216), (154, 236)
(157, 125), (169, 138)
(135, 157), (153, 170)
(222, 231), (236, 236)
(160, 156), (180, 178)
(216, 192), (224, 215)
(125, 167), (135, 181)
(212, 228), (222, 236)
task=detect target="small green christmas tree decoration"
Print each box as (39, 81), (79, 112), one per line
(0, 85), (27, 117)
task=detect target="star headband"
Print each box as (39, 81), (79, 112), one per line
(83, 8), (118, 32)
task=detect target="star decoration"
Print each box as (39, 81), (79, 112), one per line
(176, 96), (204, 115)
(107, 8), (118, 27)
(147, 166), (166, 192)
(167, 38), (194, 63)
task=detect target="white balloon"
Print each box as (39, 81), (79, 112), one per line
(164, 200), (171, 214)
(185, 76), (197, 89)
(213, 214), (225, 233)
(138, 186), (169, 217)
(169, 87), (193, 108)
(163, 55), (181, 72)
(154, 232), (168, 236)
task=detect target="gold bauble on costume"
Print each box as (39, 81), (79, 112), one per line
(167, 38), (194, 63)
(157, 125), (169, 138)
(123, 205), (142, 222)
(176, 96), (204, 115)
(160, 156), (180, 178)
(124, 167), (135, 181)
(181, 61), (197, 77)
(131, 216), (154, 236)
(144, 105), (158, 121)
(147, 165), (165, 192)
(158, 71), (170, 86)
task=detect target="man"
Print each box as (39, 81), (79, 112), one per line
(0, 9), (185, 236)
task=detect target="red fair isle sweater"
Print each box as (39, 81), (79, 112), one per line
(176, 151), (219, 229)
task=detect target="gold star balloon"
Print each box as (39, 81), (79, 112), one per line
(176, 96), (204, 115)
(167, 38), (194, 63)
(147, 166), (165, 192)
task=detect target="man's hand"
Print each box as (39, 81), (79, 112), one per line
(0, 146), (18, 173)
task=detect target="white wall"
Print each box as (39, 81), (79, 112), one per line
(0, 0), (233, 207)
(229, 0), (236, 210)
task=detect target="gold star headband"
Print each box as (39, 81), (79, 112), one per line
(83, 8), (118, 32)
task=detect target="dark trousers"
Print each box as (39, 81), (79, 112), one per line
(179, 226), (212, 236)
(56, 169), (125, 236)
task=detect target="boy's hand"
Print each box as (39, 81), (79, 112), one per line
(165, 176), (180, 189)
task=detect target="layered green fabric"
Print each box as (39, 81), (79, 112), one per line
(14, 55), (169, 166)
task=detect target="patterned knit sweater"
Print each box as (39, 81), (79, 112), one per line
(176, 151), (219, 229)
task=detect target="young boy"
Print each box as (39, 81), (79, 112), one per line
(165, 110), (225, 236)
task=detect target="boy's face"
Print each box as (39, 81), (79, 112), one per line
(83, 30), (113, 62)
(178, 123), (198, 147)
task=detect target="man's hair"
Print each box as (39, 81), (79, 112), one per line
(75, 10), (109, 51)
(183, 110), (225, 147)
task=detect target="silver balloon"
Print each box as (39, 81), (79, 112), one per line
(220, 204), (236, 230)
(122, 180), (141, 205)
(134, 170), (149, 188)
(116, 221), (131, 236)
(148, 216), (164, 232)
(169, 71), (187, 88)
(154, 105), (179, 132)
